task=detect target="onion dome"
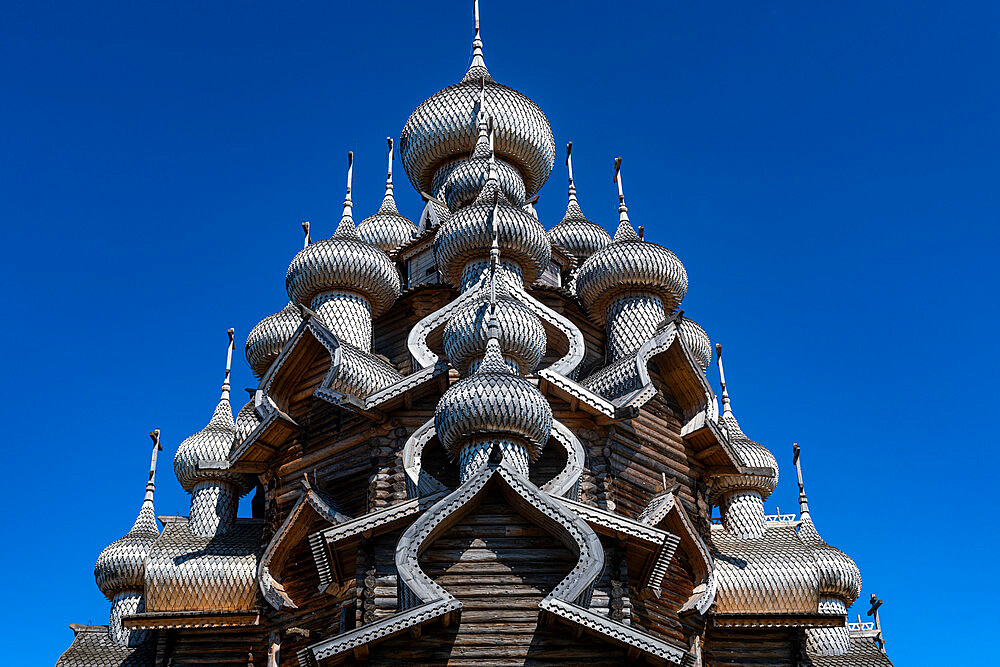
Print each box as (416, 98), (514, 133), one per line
(434, 138), (549, 286)
(95, 431), (163, 600)
(794, 445), (863, 604)
(576, 159), (688, 322)
(235, 391), (260, 444)
(548, 142), (610, 263)
(432, 85), (526, 212)
(710, 344), (779, 501)
(286, 152), (401, 316)
(399, 1), (555, 198)
(358, 138), (417, 253)
(677, 316), (711, 370)
(173, 330), (255, 495)
(435, 327), (552, 462)
(443, 258), (545, 374)
(245, 301), (302, 379)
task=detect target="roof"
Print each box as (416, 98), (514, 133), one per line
(55, 625), (155, 667)
(803, 635), (894, 666)
(144, 516), (264, 613)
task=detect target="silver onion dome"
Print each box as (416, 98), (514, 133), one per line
(677, 316), (711, 370)
(712, 412), (780, 500)
(399, 5), (554, 198)
(358, 138), (416, 253)
(174, 396), (253, 495)
(95, 432), (163, 600)
(434, 154), (526, 212)
(434, 152), (550, 287)
(285, 160), (401, 317)
(95, 501), (159, 599)
(245, 301), (303, 379)
(435, 336), (552, 462)
(576, 218), (688, 323)
(814, 542), (863, 604)
(443, 289), (545, 375)
(548, 142), (611, 263)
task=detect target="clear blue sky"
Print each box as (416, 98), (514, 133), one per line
(2, 1), (996, 664)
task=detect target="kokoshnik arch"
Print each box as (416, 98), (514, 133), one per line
(58, 3), (895, 666)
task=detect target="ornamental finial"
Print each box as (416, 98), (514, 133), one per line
(334, 151), (359, 238)
(302, 220), (311, 248)
(612, 157), (639, 241)
(716, 343), (732, 416)
(145, 428), (163, 503)
(221, 328), (235, 401)
(566, 142), (578, 205)
(385, 137), (394, 194)
(792, 442), (811, 519)
(463, 0), (490, 81)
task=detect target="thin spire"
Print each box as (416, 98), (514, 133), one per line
(333, 151), (359, 239)
(463, 0), (490, 82)
(612, 157), (639, 241)
(566, 142), (578, 206)
(302, 221), (311, 248)
(716, 343), (732, 416)
(145, 429), (163, 503)
(221, 328), (235, 401)
(489, 230), (499, 309)
(471, 78), (491, 158)
(379, 138), (400, 214)
(792, 443), (811, 520)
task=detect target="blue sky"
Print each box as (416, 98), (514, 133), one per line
(2, 1), (997, 664)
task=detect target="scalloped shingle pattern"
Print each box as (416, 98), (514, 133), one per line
(245, 301), (302, 379)
(94, 499), (160, 599)
(55, 626), (155, 667)
(400, 78), (555, 197)
(144, 518), (264, 612)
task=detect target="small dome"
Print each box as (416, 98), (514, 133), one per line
(434, 182), (550, 287)
(435, 336), (551, 462)
(443, 290), (545, 375)
(576, 219), (688, 323)
(548, 200), (611, 263)
(678, 317), (711, 370)
(173, 398), (254, 495)
(358, 195), (416, 253)
(814, 543), (863, 604)
(434, 155), (526, 212)
(286, 224), (401, 317)
(710, 412), (780, 501)
(245, 302), (302, 379)
(94, 500), (160, 600)
(358, 138), (417, 253)
(235, 397), (260, 444)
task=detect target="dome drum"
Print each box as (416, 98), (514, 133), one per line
(459, 438), (529, 482)
(805, 599), (852, 656)
(189, 480), (240, 537)
(605, 292), (667, 362)
(109, 592), (148, 647)
(311, 290), (374, 352)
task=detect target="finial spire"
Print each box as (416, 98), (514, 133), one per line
(463, 0), (490, 82)
(302, 221), (311, 248)
(334, 151), (359, 238)
(385, 137), (394, 193)
(470, 79), (491, 158)
(716, 343), (732, 416)
(145, 429), (162, 503)
(793, 442), (811, 519)
(566, 142), (578, 205)
(612, 157), (639, 241)
(378, 138), (400, 214)
(221, 328), (235, 401)
(489, 230), (500, 309)
(868, 594), (886, 651)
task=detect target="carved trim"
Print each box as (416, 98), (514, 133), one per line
(542, 420), (584, 499)
(258, 479), (351, 610)
(406, 272), (489, 369)
(402, 418), (450, 499)
(508, 281), (586, 376)
(638, 491), (716, 615)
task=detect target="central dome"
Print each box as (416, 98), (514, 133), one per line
(399, 11), (554, 198)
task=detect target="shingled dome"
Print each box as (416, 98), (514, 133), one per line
(245, 301), (302, 379)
